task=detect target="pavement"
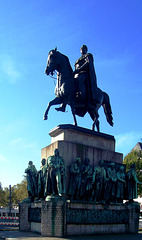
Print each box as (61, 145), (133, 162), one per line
(1, 231), (142, 240)
(0, 220), (142, 240)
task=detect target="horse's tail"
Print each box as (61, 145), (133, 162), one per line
(102, 92), (113, 127)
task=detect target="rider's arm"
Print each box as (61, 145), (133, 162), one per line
(74, 54), (92, 74)
(74, 58), (89, 74)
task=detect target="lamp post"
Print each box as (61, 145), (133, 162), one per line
(8, 185), (11, 217)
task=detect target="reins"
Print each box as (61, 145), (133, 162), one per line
(49, 71), (57, 86)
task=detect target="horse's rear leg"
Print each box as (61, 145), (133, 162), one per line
(71, 106), (77, 126)
(88, 109), (100, 132)
(43, 97), (63, 120)
(92, 119), (100, 132)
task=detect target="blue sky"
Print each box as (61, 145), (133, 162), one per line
(0, 0), (142, 188)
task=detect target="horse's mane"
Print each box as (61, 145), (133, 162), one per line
(59, 52), (73, 73)
(49, 49), (73, 73)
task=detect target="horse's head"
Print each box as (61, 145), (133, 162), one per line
(45, 47), (58, 76)
(45, 47), (73, 77)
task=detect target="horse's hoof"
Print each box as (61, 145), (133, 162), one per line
(43, 115), (48, 120)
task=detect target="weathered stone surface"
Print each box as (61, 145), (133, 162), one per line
(19, 200), (140, 236)
(20, 125), (140, 237)
(41, 199), (65, 237)
(49, 125), (115, 151)
(66, 208), (129, 224)
(19, 202), (31, 232)
(41, 125), (123, 194)
(42, 125), (123, 166)
(65, 201), (140, 235)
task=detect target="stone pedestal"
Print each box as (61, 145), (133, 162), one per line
(65, 201), (140, 235)
(19, 202), (31, 232)
(20, 125), (139, 237)
(126, 201), (140, 233)
(19, 200), (140, 236)
(41, 124), (123, 190)
(41, 125), (123, 166)
(41, 198), (65, 237)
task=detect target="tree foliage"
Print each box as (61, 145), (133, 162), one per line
(123, 150), (142, 196)
(0, 187), (9, 207)
(12, 179), (28, 205)
(0, 178), (28, 207)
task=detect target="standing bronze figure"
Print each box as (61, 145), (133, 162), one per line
(25, 161), (38, 201)
(43, 46), (113, 131)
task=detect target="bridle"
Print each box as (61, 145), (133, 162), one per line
(49, 70), (57, 80)
(49, 71), (57, 86)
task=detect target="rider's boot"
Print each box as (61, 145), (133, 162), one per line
(55, 103), (66, 112)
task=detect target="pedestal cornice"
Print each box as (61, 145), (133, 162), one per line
(49, 124), (115, 151)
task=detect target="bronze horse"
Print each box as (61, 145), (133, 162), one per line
(43, 48), (113, 131)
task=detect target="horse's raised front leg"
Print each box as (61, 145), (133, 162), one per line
(43, 97), (63, 120)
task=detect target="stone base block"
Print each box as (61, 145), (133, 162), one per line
(66, 201), (140, 235)
(41, 125), (123, 191)
(19, 202), (31, 232)
(41, 199), (65, 237)
(66, 224), (126, 235)
(19, 200), (140, 237)
(41, 125), (123, 167)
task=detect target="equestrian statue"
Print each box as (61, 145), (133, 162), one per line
(43, 45), (113, 132)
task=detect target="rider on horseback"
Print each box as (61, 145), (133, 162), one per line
(44, 46), (113, 131)
(56, 44), (100, 112)
(74, 44), (100, 103)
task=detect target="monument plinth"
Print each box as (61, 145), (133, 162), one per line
(41, 124), (123, 166)
(19, 125), (140, 237)
(41, 124), (123, 192)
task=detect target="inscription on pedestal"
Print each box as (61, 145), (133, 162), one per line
(28, 208), (41, 223)
(66, 209), (129, 224)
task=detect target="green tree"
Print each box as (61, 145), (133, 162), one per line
(0, 187), (9, 207)
(123, 150), (142, 196)
(0, 178), (28, 207)
(12, 178), (28, 205)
